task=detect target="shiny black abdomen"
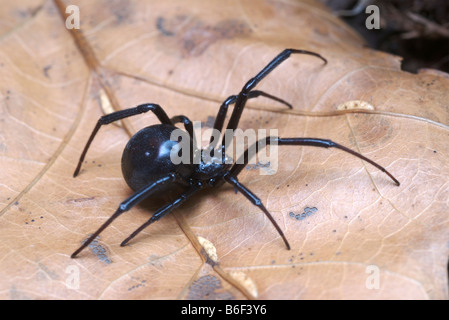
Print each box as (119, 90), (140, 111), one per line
(121, 124), (194, 195)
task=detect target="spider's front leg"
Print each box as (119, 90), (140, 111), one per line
(222, 136), (400, 250)
(224, 49), (327, 134)
(230, 137), (400, 186)
(211, 91), (292, 142)
(217, 49), (327, 159)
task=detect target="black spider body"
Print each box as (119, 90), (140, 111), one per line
(121, 124), (193, 194)
(71, 49), (399, 259)
(121, 123), (232, 194)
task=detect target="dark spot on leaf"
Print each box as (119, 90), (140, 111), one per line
(156, 15), (251, 57)
(201, 116), (216, 128)
(246, 161), (271, 170)
(43, 65), (51, 78)
(156, 17), (175, 36)
(66, 196), (95, 203)
(289, 207), (318, 221)
(83, 235), (112, 264)
(128, 279), (146, 292)
(186, 275), (234, 300)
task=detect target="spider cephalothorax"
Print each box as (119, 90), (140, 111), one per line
(71, 49), (399, 259)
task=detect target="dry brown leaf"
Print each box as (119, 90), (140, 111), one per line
(1, 0), (449, 300)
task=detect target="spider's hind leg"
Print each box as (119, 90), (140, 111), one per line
(71, 173), (179, 258)
(120, 186), (199, 247)
(74, 103), (172, 177)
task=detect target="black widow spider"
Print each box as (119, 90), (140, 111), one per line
(71, 49), (400, 258)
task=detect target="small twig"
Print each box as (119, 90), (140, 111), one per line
(405, 11), (449, 38)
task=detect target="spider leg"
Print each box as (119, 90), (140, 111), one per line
(248, 90), (293, 109)
(210, 90), (292, 145)
(229, 137), (400, 186)
(73, 103), (172, 177)
(171, 115), (198, 164)
(170, 115), (193, 138)
(71, 173), (178, 258)
(223, 173), (291, 250)
(220, 49), (326, 157)
(225, 49), (326, 133)
(120, 186), (199, 247)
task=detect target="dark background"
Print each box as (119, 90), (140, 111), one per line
(319, 0), (449, 73)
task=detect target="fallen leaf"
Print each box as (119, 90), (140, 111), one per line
(1, 0), (448, 300)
